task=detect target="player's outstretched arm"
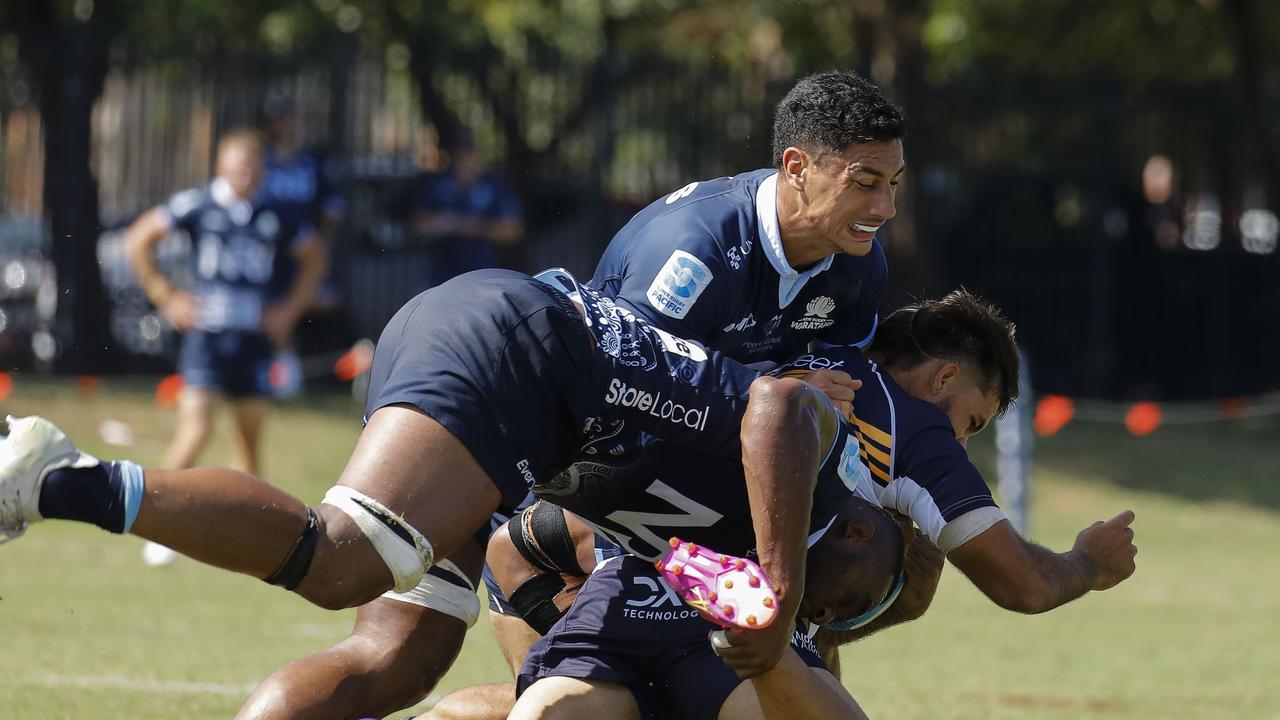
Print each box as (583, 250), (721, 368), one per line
(724, 376), (841, 678)
(947, 512), (1138, 614)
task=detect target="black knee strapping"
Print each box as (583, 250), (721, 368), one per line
(508, 572), (569, 635)
(264, 507), (319, 590)
(510, 500), (585, 576)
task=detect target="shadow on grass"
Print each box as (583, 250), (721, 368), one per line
(970, 417), (1280, 511)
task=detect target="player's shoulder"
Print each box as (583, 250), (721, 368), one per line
(632, 169), (772, 231)
(165, 185), (211, 217)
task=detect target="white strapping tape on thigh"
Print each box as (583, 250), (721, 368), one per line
(321, 486), (435, 593)
(382, 559), (481, 627)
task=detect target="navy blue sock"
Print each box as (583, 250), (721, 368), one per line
(38, 461), (145, 534)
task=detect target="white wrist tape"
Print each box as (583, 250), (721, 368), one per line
(321, 485), (435, 592)
(382, 559), (481, 627)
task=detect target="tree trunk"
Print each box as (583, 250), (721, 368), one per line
(22, 10), (115, 373)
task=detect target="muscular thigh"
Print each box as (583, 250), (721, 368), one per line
(333, 404), (503, 567)
(509, 677), (641, 720)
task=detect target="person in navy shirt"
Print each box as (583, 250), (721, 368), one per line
(123, 129), (326, 479)
(591, 72), (903, 370)
(411, 132), (524, 285)
(257, 96), (348, 396)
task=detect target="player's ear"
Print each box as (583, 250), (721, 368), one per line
(808, 606), (836, 625)
(931, 361), (962, 397)
(836, 516), (876, 544)
(780, 147), (810, 191)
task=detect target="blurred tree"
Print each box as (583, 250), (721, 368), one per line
(922, 0), (1280, 204)
(0, 1), (120, 372)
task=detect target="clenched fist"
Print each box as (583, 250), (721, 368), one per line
(1072, 510), (1138, 592)
(800, 369), (861, 421)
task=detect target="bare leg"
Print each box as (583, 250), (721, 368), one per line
(423, 684), (517, 720)
(128, 404), (502, 610)
(492, 611), (544, 675)
(236, 539), (485, 720)
(422, 610), (542, 720)
(229, 397), (271, 475)
(508, 678), (640, 720)
(163, 386), (217, 469)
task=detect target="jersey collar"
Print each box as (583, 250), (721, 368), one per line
(755, 172), (835, 309)
(210, 177), (255, 226)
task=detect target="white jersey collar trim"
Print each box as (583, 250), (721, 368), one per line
(211, 177), (254, 226)
(755, 172), (835, 309)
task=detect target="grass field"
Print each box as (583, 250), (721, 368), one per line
(1, 378), (1278, 719)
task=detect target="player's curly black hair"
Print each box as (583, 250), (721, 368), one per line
(869, 290), (1020, 417)
(771, 71), (906, 167)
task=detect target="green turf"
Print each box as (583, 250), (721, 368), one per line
(1, 378), (1278, 719)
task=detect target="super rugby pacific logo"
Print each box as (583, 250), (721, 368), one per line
(604, 378), (710, 432)
(791, 296), (837, 331)
(646, 251), (712, 320)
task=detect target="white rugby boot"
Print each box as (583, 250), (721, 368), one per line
(0, 415), (99, 543)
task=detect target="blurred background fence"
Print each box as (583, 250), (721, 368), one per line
(0, 1), (1277, 402)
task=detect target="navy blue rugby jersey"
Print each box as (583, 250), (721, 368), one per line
(533, 414), (860, 562)
(540, 342), (1005, 561)
(775, 348), (1006, 553)
(590, 169), (887, 365)
(163, 178), (313, 332)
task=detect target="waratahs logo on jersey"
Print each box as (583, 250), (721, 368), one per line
(791, 295), (837, 331)
(646, 250), (713, 319)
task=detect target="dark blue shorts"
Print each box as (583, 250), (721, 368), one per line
(517, 556), (828, 720)
(363, 269), (595, 508)
(178, 330), (275, 398)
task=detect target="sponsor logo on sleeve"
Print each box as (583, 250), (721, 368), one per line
(790, 295), (837, 331)
(646, 250), (713, 320)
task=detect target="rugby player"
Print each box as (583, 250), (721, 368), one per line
(0, 268), (853, 694)
(236, 70), (908, 720)
(511, 496), (905, 720)
(414, 496), (940, 720)
(124, 128), (327, 476)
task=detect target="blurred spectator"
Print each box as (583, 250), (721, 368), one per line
(1142, 154), (1181, 251)
(124, 128), (326, 482)
(409, 131), (523, 285)
(258, 95), (349, 393)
